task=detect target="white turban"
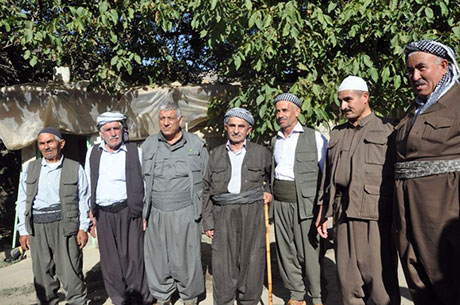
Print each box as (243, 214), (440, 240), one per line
(338, 76), (369, 92)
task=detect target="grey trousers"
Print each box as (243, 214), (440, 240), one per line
(144, 205), (204, 302)
(212, 201), (265, 305)
(335, 219), (400, 305)
(97, 207), (153, 305)
(30, 221), (87, 305)
(273, 200), (322, 304)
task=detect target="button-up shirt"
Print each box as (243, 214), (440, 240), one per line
(16, 156), (91, 235)
(226, 140), (247, 194)
(84, 142), (142, 206)
(274, 122), (327, 181)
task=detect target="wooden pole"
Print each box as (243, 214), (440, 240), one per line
(264, 203), (273, 305)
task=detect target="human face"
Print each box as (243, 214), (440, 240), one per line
(338, 90), (371, 125)
(406, 51), (448, 99)
(159, 109), (183, 140)
(275, 101), (300, 134)
(38, 133), (65, 163)
(100, 121), (123, 152)
(224, 117), (252, 145)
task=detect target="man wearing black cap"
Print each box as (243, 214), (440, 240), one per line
(202, 107), (272, 305)
(271, 93), (327, 305)
(16, 127), (89, 305)
(394, 40), (460, 304)
(85, 111), (152, 305)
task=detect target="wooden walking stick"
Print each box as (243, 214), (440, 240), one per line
(264, 202), (273, 305)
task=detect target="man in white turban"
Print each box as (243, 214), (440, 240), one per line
(316, 76), (400, 305)
(85, 111), (152, 305)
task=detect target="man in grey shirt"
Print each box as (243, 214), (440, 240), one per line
(142, 101), (208, 305)
(85, 112), (152, 305)
(17, 127), (89, 305)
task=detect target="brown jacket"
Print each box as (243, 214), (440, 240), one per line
(202, 141), (271, 231)
(318, 113), (395, 221)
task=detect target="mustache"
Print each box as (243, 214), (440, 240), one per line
(413, 80), (427, 86)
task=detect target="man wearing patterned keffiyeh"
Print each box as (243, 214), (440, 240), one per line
(394, 40), (460, 305)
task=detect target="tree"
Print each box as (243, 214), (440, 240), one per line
(1, 0), (460, 140)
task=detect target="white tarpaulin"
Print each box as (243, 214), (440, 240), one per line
(0, 82), (237, 150)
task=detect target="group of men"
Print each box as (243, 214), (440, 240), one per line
(16, 38), (460, 305)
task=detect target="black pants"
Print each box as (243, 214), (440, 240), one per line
(97, 206), (153, 305)
(211, 201), (265, 305)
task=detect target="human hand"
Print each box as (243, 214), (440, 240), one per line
(77, 230), (88, 249)
(19, 235), (30, 251)
(263, 192), (272, 205)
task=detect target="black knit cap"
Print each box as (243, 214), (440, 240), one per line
(38, 127), (62, 139)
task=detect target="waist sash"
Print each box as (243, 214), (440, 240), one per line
(151, 190), (192, 211)
(395, 158), (460, 179)
(273, 179), (297, 203)
(212, 187), (264, 206)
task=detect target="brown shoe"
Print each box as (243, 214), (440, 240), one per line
(286, 300), (306, 305)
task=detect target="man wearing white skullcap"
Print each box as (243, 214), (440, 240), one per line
(393, 40), (460, 305)
(202, 107), (272, 304)
(271, 93), (328, 305)
(85, 111), (152, 305)
(316, 76), (400, 305)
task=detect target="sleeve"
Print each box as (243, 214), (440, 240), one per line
(201, 149), (213, 232)
(315, 131), (328, 172)
(84, 146), (93, 187)
(77, 165), (91, 232)
(16, 164), (29, 236)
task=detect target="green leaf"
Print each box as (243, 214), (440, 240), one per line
(111, 55), (118, 66)
(99, 2), (108, 13)
(24, 29), (33, 43)
(210, 0), (217, 10)
(370, 67), (378, 83)
(425, 7), (433, 19)
(439, 2), (448, 16)
(24, 50), (31, 60)
(256, 95), (264, 105)
(259, 104), (267, 117)
(328, 2), (337, 13)
(30, 56), (38, 67)
(393, 75), (401, 90)
(110, 9), (119, 24)
(453, 26), (460, 40)
(248, 12), (257, 28)
(245, 0), (252, 11)
(134, 55), (142, 64)
(234, 56), (241, 70)
(297, 63), (308, 71)
(77, 7), (84, 16)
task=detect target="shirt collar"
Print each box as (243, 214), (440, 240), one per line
(98, 141), (127, 153)
(225, 140), (247, 152)
(277, 121), (303, 139)
(348, 112), (374, 129)
(41, 155), (64, 169)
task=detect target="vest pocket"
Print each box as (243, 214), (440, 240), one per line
(247, 166), (262, 182)
(422, 117), (453, 143)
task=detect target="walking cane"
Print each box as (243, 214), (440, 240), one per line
(264, 202), (273, 305)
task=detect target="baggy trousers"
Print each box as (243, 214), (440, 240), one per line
(30, 221), (87, 305)
(144, 205), (204, 302)
(97, 207), (152, 305)
(335, 219), (400, 305)
(211, 201), (265, 305)
(273, 200), (322, 304)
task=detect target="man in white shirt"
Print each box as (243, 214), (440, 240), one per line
(271, 93), (327, 305)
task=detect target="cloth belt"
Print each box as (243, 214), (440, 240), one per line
(211, 187), (264, 206)
(151, 190), (192, 211)
(98, 200), (127, 213)
(395, 158), (460, 179)
(273, 179), (297, 203)
(33, 207), (62, 223)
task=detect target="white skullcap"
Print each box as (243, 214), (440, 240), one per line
(338, 76), (368, 92)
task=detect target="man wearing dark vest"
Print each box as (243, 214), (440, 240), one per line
(85, 111), (152, 305)
(142, 101), (208, 305)
(202, 108), (272, 305)
(316, 76), (400, 305)
(16, 127), (89, 305)
(393, 40), (460, 305)
(271, 93), (327, 305)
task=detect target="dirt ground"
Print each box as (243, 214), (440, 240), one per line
(0, 225), (414, 305)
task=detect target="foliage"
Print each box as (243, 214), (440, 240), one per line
(1, 0), (460, 140)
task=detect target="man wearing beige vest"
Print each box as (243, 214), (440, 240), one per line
(16, 127), (89, 305)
